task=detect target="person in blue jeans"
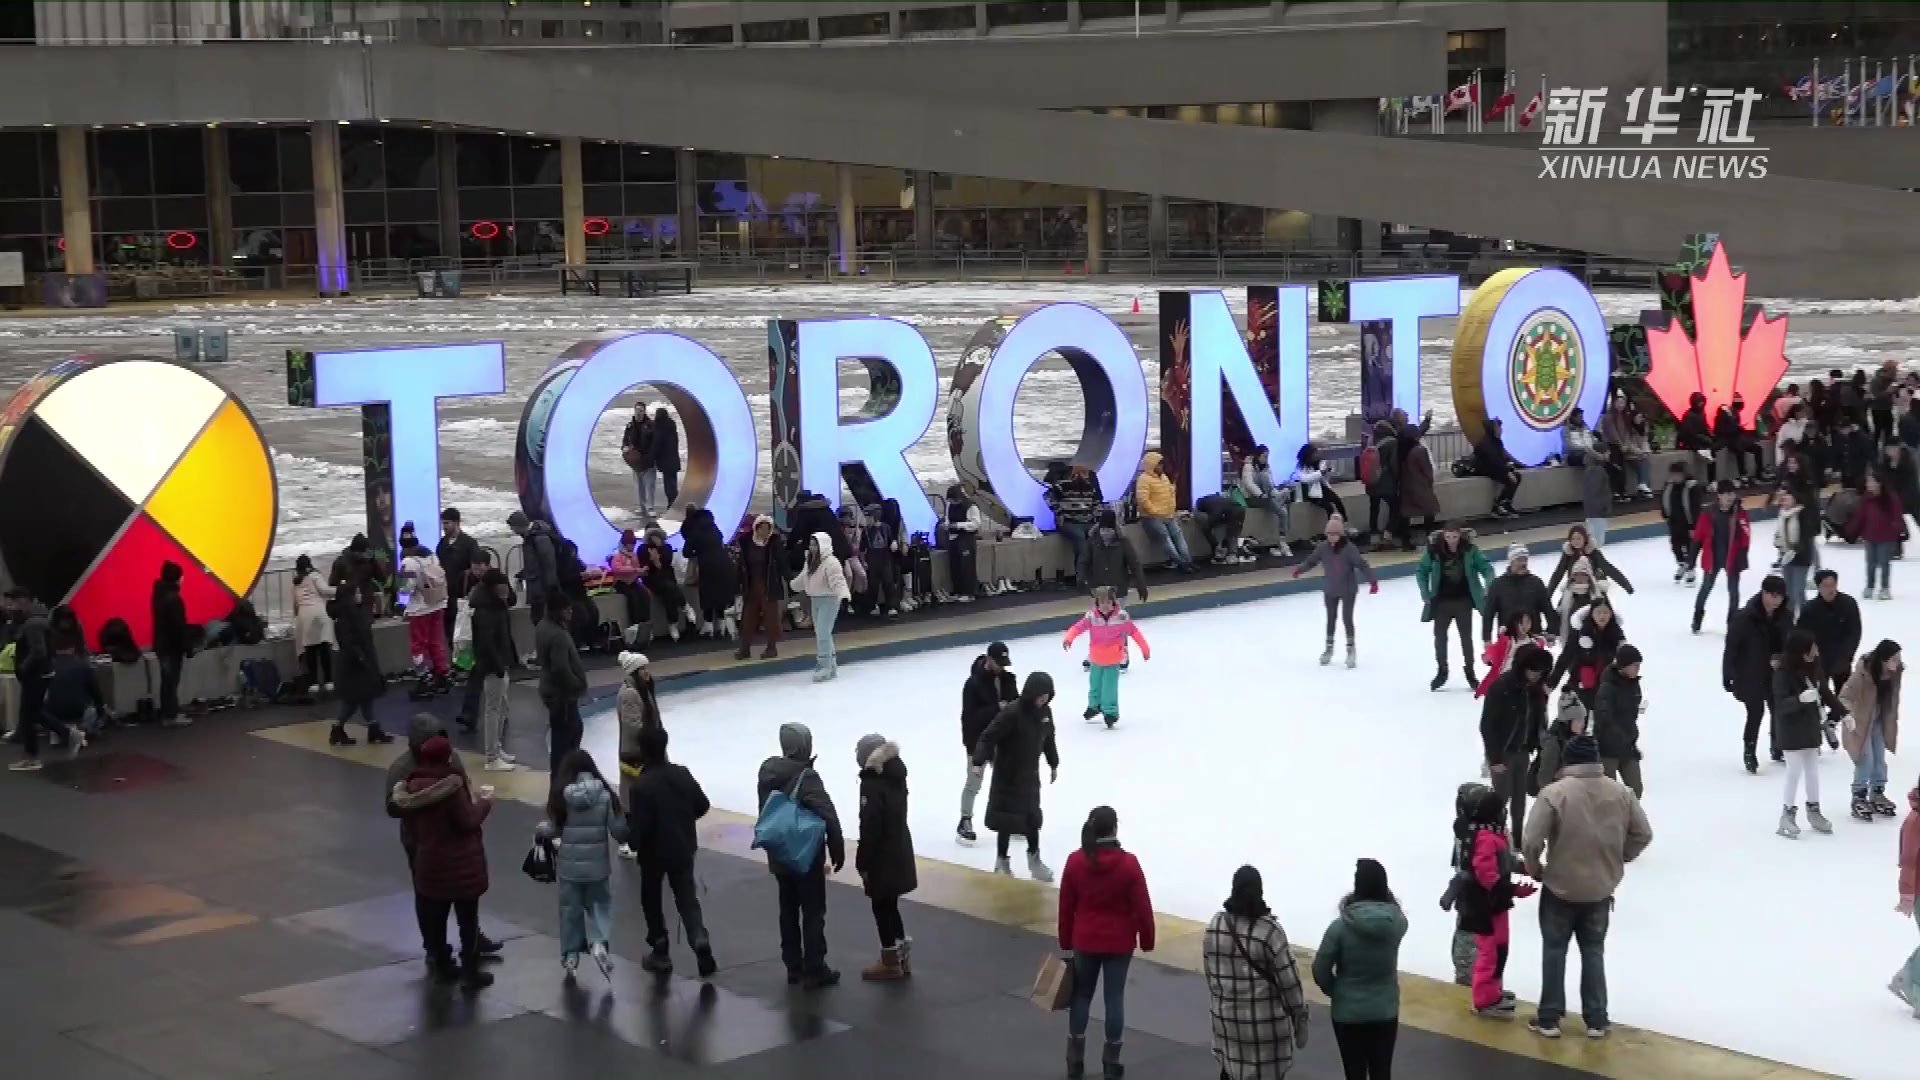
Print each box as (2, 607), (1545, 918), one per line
(1057, 807), (1155, 1079)
(535, 749), (625, 981)
(1133, 452), (1195, 573)
(1839, 639), (1903, 821)
(794, 532), (852, 682)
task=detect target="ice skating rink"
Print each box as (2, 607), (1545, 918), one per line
(583, 522), (1916, 1078)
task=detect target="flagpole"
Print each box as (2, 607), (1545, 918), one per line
(1811, 58), (1819, 127)
(1877, 59), (1886, 126)
(1507, 71), (1517, 133)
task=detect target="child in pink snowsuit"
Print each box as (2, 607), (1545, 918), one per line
(1453, 787), (1534, 1016)
(1062, 586), (1150, 729)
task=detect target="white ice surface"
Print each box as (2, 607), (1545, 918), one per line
(581, 522), (1919, 1079)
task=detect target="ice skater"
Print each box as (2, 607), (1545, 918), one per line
(1062, 587), (1150, 729)
(1774, 630), (1835, 838)
(1479, 610), (1550, 699)
(1292, 513), (1378, 668)
(1847, 470), (1904, 601)
(957, 642), (1016, 845)
(1838, 639), (1903, 822)
(1691, 481), (1752, 634)
(1455, 786), (1535, 1019)
(1660, 461), (1704, 584)
(1440, 782), (1494, 986)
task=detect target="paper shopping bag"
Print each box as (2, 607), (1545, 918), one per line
(1030, 953), (1073, 1012)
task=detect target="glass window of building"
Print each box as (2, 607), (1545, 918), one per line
(622, 22), (648, 41)
(382, 127), (437, 190)
(92, 131), (154, 198)
(1081, 0), (1165, 19)
(415, 18), (441, 39)
(457, 18), (483, 42)
(506, 19), (524, 36)
(985, 2), (1065, 28)
(581, 20), (601, 37)
(742, 18), (807, 43)
(1181, 0), (1269, 13)
(150, 130), (205, 196)
(540, 19), (562, 37)
(511, 138), (562, 187)
(672, 24), (735, 45)
(457, 133), (512, 187)
(819, 11), (888, 39)
(903, 5), (975, 34)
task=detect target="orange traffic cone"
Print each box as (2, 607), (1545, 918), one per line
(1130, 296), (1141, 314)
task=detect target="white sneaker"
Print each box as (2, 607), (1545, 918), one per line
(1882, 587), (1894, 601)
(668, 625), (681, 642)
(497, 750), (519, 765)
(161, 716), (193, 728)
(68, 727), (87, 758)
(8, 759), (43, 772)
(617, 842), (637, 860)
(1586, 1025), (1610, 1039)
(591, 943), (613, 981)
(483, 757), (521, 772)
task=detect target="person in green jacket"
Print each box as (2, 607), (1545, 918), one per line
(1312, 858), (1408, 1080)
(1416, 523), (1496, 692)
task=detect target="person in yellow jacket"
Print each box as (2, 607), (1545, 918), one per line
(1133, 452), (1195, 573)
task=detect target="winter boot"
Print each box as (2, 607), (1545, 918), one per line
(426, 948), (461, 985)
(734, 645), (751, 660)
(1806, 802), (1834, 833)
(1853, 792), (1876, 821)
(1319, 640), (1334, 666)
(1776, 805), (1801, 838)
(1066, 1034), (1087, 1079)
(1744, 743), (1759, 774)
(1463, 664), (1480, 691)
(1691, 607), (1705, 635)
(1874, 786), (1900, 816)
(993, 856), (1012, 875)
(328, 724), (356, 746)
(897, 937), (912, 975)
(365, 724), (393, 745)
(1026, 851), (1055, 883)
(641, 944), (673, 975)
(761, 645), (778, 660)
(460, 953), (495, 991)
(956, 816), (976, 845)
(861, 947), (907, 982)
(1346, 643), (1357, 669)
(1771, 747), (1785, 764)
(1430, 667), (1448, 691)
(1101, 1039), (1125, 1080)
(694, 945), (717, 978)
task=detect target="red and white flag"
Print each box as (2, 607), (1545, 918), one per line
(1516, 90), (1545, 128)
(1484, 88), (1516, 120)
(1444, 81), (1479, 114)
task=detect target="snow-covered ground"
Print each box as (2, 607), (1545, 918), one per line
(3, 281), (1919, 567)
(585, 521), (1920, 1080)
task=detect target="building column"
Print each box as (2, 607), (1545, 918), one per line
(204, 128), (233, 269)
(560, 136), (585, 266)
(675, 147), (698, 258)
(56, 126), (94, 276)
(1147, 193), (1168, 266)
(1085, 188), (1104, 274)
(912, 170), (934, 254)
(836, 162), (857, 274)
(435, 131), (460, 261)
(310, 122), (348, 296)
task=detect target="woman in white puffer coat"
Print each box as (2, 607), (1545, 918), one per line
(792, 531), (852, 682)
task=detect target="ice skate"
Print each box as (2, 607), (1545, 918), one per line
(1672, 562), (1685, 584)
(1823, 720), (1840, 749)
(1776, 805), (1800, 838)
(1104, 712), (1118, 729)
(993, 855), (1012, 875)
(1805, 802), (1833, 833)
(1890, 976), (1913, 1007)
(1852, 793), (1876, 822)
(1429, 667), (1447, 691)
(1026, 852), (1054, 883)
(1882, 586), (1894, 601)
(1873, 787), (1899, 816)
(956, 816), (976, 845)
(1462, 663), (1478, 690)
(1691, 608), (1705, 635)
(1319, 641), (1334, 666)
(1684, 567), (1698, 586)
(1083, 706), (1103, 722)
(1345, 643), (1357, 669)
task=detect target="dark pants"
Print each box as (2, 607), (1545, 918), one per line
(1431, 598), (1474, 669)
(871, 895), (905, 948)
(739, 590), (782, 650)
(301, 645), (333, 690)
(461, 663), (485, 723)
(614, 582), (651, 628)
(1490, 750), (1531, 840)
(1492, 471), (1521, 508)
(1200, 504), (1244, 558)
(1303, 490), (1348, 526)
(1742, 696), (1778, 754)
(15, 672), (49, 759)
(1719, 440), (1764, 478)
(639, 859), (709, 952)
(775, 862), (829, 976)
(442, 595), (460, 647)
(157, 651), (184, 720)
(1367, 491), (1396, 539)
(1694, 567), (1741, 621)
(418, 895), (481, 964)
(1057, 521), (1091, 581)
(995, 827), (1041, 858)
(1333, 1018), (1399, 1080)
(650, 577), (686, 627)
(545, 696), (583, 771)
(1536, 890), (1611, 1029)
(868, 555), (903, 610)
(1667, 521), (1697, 569)
(1068, 951), (1131, 1043)
(661, 468), (679, 507)
(1323, 592), (1356, 642)
(948, 531), (980, 596)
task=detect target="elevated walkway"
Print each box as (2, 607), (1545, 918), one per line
(2, 43), (1916, 298)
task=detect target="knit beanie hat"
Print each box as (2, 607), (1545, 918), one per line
(1614, 644), (1644, 669)
(1563, 734), (1600, 767)
(618, 650), (649, 676)
(1507, 543), (1528, 564)
(855, 733), (887, 769)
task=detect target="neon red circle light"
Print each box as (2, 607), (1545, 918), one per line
(583, 217), (611, 237)
(470, 220), (501, 240)
(165, 231), (198, 251)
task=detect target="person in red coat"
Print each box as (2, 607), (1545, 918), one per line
(390, 734), (495, 990)
(1848, 469), (1906, 600)
(1056, 806), (1154, 1079)
(1691, 480), (1752, 633)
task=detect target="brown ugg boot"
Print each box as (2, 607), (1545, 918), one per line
(860, 946), (906, 982)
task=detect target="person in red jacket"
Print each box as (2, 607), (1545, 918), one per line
(1057, 806), (1154, 1080)
(1691, 480), (1752, 633)
(390, 735), (495, 991)
(1849, 470), (1906, 600)
(1895, 785), (1920, 1015)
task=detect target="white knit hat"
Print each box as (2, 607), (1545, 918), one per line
(1508, 543), (1528, 563)
(617, 651), (650, 675)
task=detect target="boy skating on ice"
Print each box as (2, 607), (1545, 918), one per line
(1062, 587), (1150, 729)
(1291, 513), (1378, 668)
(1659, 461), (1704, 585)
(1454, 787), (1536, 1019)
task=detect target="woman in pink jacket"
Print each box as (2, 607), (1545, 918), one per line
(1063, 587), (1150, 729)
(1895, 785), (1920, 1016)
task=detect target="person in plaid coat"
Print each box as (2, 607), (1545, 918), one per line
(1203, 865), (1310, 1080)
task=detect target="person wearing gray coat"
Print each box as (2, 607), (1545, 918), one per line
(1581, 443), (1616, 547)
(1291, 514), (1378, 667)
(535, 748), (626, 980)
(757, 722), (846, 988)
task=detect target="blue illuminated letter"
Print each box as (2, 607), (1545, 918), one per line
(312, 342), (506, 553)
(976, 303), (1148, 530)
(536, 332), (757, 559)
(1349, 276), (1459, 420)
(1183, 288), (1309, 501)
(793, 318), (939, 538)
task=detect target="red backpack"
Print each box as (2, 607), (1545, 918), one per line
(1358, 445), (1380, 488)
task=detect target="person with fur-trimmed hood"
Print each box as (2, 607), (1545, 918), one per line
(679, 505), (739, 638)
(736, 514), (787, 660)
(1553, 559), (1606, 643)
(1292, 513), (1378, 669)
(1062, 586), (1151, 730)
(957, 642), (1017, 846)
(1417, 522), (1495, 691)
(853, 733), (918, 981)
(1482, 545), (1558, 643)
(1545, 524), (1634, 600)
(1440, 782), (1494, 986)
(1479, 609), (1550, 700)
(1455, 785), (1536, 1019)
(1551, 597), (1624, 709)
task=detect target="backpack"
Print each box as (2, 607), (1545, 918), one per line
(239, 657), (282, 704)
(1359, 445), (1380, 488)
(752, 767), (827, 875)
(410, 556), (448, 608)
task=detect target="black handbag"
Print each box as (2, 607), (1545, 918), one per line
(522, 837), (557, 884)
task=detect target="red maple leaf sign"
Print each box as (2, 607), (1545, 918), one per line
(1643, 244), (1789, 431)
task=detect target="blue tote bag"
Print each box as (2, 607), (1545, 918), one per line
(752, 767), (826, 874)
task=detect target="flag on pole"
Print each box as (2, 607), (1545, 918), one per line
(1517, 88), (1545, 129)
(1784, 73), (1814, 101)
(1485, 85), (1517, 119)
(1444, 81), (1478, 114)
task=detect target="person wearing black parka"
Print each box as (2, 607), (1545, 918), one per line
(972, 671), (1059, 883)
(854, 733), (918, 981)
